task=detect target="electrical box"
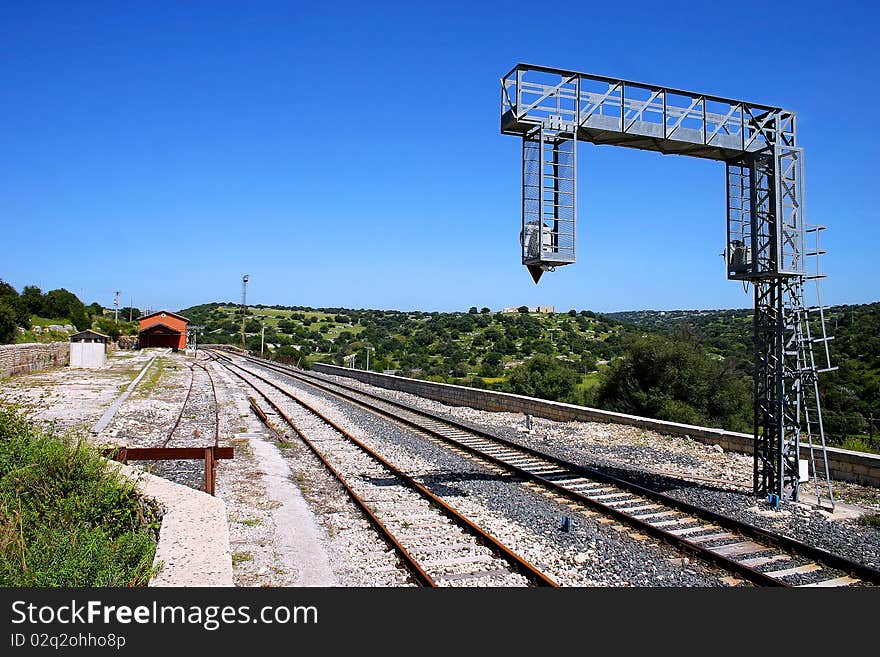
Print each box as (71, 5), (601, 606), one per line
(799, 459), (810, 483)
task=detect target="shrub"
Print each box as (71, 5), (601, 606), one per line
(0, 304), (16, 344)
(506, 355), (580, 403)
(0, 406), (159, 586)
(595, 334), (751, 431)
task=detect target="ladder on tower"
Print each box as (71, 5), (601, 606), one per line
(797, 224), (837, 510)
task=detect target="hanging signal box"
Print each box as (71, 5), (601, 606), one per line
(725, 150), (806, 281)
(520, 126), (577, 283)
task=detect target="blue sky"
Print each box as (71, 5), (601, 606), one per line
(1, 0), (877, 314)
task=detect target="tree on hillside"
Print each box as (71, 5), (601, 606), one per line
(0, 281), (28, 329)
(43, 288), (89, 329)
(21, 286), (45, 316)
(506, 355), (580, 403)
(595, 333), (751, 431)
(92, 316), (137, 341)
(0, 304), (17, 344)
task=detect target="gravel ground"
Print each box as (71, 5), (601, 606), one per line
(2, 349), (435, 587)
(212, 360), (415, 586)
(0, 348), (152, 430)
(9, 348), (876, 587)
(256, 372), (532, 587)
(297, 365), (880, 577)
(244, 359), (737, 586)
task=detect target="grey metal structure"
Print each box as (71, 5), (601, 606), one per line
(500, 63), (835, 505)
(241, 274), (249, 350)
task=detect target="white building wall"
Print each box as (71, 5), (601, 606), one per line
(70, 342), (106, 368)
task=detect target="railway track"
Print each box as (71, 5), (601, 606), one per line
(134, 354), (223, 492)
(163, 359), (219, 448)
(213, 349), (880, 588)
(211, 353), (557, 587)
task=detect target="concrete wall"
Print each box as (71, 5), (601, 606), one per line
(312, 362), (880, 487)
(0, 342), (69, 378)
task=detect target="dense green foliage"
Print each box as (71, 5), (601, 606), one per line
(595, 332), (752, 432)
(0, 304), (15, 344)
(182, 302), (630, 383)
(507, 354), (581, 403)
(0, 406), (158, 586)
(0, 280), (126, 345)
(0, 281), (29, 342)
(609, 303), (880, 444)
(182, 301), (761, 432)
(92, 315), (139, 340)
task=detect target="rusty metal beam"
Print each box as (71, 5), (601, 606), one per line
(103, 447), (234, 460)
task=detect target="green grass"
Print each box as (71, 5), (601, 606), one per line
(238, 518), (262, 527)
(232, 552), (253, 565)
(836, 437), (880, 456)
(13, 316), (76, 344)
(28, 316), (72, 328)
(858, 513), (880, 528)
(137, 357), (165, 394)
(0, 405), (159, 586)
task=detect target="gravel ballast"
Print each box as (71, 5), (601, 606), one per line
(272, 361), (880, 578)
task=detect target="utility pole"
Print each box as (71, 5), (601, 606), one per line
(190, 325), (204, 358)
(241, 274), (249, 351)
(365, 346), (373, 371)
(114, 291), (120, 323)
(261, 324), (265, 356)
(129, 297), (133, 322)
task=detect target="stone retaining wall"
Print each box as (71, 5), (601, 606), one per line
(0, 342), (69, 378)
(312, 363), (880, 487)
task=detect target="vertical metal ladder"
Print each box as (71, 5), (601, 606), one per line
(797, 224), (837, 510)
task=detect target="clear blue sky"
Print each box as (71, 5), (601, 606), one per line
(1, 1), (877, 314)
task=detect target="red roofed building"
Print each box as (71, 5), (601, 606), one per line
(137, 310), (189, 351)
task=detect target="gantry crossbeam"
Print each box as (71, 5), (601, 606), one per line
(501, 63), (795, 161)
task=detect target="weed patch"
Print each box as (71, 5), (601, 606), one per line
(0, 406), (160, 586)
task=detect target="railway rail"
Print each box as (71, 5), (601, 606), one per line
(212, 349), (880, 588)
(211, 352), (557, 587)
(130, 354), (224, 492)
(163, 359), (220, 448)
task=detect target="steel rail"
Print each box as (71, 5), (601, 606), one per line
(231, 352), (880, 587)
(162, 359), (220, 448)
(162, 363), (197, 447)
(212, 353), (557, 588)
(221, 354), (779, 586)
(194, 360), (221, 447)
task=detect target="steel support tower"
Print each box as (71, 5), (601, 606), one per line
(241, 274), (249, 351)
(500, 64), (836, 505)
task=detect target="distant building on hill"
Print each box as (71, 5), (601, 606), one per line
(500, 306), (555, 314)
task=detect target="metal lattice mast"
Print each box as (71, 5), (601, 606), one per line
(241, 274), (249, 350)
(500, 64), (836, 506)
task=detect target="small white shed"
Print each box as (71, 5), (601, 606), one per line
(69, 330), (109, 368)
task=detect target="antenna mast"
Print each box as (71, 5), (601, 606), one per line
(241, 274), (249, 350)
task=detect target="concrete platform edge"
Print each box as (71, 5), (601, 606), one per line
(112, 461), (234, 587)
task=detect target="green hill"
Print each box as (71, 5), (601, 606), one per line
(180, 300), (879, 451)
(181, 303), (628, 384)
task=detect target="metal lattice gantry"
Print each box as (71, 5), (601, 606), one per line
(500, 63), (836, 506)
